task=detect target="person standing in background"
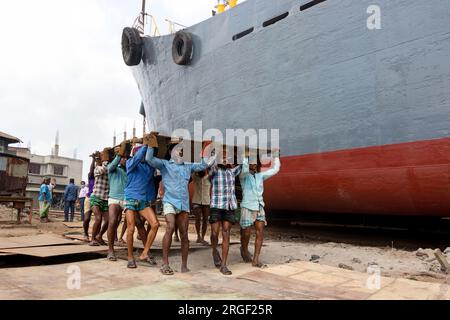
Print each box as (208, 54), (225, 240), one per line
(48, 178), (56, 207)
(78, 181), (88, 222)
(64, 178), (78, 222)
(39, 177), (52, 223)
(191, 170), (211, 245)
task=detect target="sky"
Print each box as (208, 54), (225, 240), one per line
(0, 0), (227, 179)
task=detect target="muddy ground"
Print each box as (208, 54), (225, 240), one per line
(1, 205), (449, 285)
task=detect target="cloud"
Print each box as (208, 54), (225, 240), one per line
(0, 0), (244, 178)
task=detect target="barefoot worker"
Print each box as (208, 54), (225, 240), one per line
(89, 150), (110, 246)
(209, 148), (242, 276)
(123, 137), (160, 269)
(83, 152), (97, 242)
(239, 149), (281, 268)
(106, 141), (129, 261)
(146, 133), (216, 275)
(191, 170), (211, 245)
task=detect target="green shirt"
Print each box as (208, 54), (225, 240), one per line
(107, 155), (127, 200)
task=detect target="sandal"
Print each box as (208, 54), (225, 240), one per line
(89, 240), (100, 247)
(240, 247), (253, 263)
(220, 266), (232, 275)
(138, 256), (157, 267)
(160, 264), (174, 275)
(213, 251), (222, 268)
(96, 238), (107, 246)
(147, 255), (157, 265)
(127, 260), (137, 269)
(107, 252), (117, 261)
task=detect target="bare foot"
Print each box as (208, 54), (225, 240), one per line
(240, 247), (253, 263)
(96, 238), (107, 246)
(213, 250), (222, 268)
(252, 261), (268, 268)
(83, 235), (90, 242)
(181, 266), (190, 273)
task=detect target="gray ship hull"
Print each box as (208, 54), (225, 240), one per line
(129, 0), (450, 216)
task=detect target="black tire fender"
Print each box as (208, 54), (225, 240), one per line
(122, 27), (143, 66)
(172, 31), (193, 65)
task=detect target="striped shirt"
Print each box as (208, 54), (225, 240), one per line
(209, 165), (241, 210)
(92, 165), (109, 200)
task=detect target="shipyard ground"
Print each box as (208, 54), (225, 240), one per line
(1, 207), (449, 300)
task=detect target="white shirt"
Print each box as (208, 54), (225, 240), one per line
(79, 186), (89, 198)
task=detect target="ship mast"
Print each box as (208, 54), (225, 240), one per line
(141, 0), (146, 26)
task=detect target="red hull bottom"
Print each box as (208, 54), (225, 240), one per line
(264, 138), (450, 217)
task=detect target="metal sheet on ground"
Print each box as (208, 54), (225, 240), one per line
(0, 253), (13, 256)
(0, 234), (77, 250)
(0, 244), (119, 257)
(238, 270), (370, 300)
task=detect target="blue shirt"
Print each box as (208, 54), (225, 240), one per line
(39, 184), (52, 202)
(145, 147), (214, 211)
(124, 145), (155, 202)
(64, 183), (78, 201)
(107, 155), (128, 200)
(239, 157), (281, 211)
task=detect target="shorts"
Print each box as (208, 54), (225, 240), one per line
(124, 198), (148, 212)
(209, 208), (236, 224)
(240, 206), (267, 229)
(163, 202), (188, 215)
(108, 198), (125, 208)
(90, 195), (109, 212)
(192, 203), (210, 210)
(84, 197), (91, 213)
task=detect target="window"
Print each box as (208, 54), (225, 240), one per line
(300, 0), (327, 11)
(232, 27), (254, 41)
(53, 165), (64, 176)
(262, 12), (289, 27)
(29, 163), (40, 175)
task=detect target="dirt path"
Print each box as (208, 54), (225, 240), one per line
(1, 205), (449, 285)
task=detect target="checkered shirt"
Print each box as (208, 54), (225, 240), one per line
(92, 165), (109, 200)
(209, 165), (241, 210)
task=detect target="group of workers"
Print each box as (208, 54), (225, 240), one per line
(80, 132), (280, 276)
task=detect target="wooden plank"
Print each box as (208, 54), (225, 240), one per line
(64, 233), (238, 250)
(0, 234), (77, 250)
(0, 244), (119, 257)
(63, 222), (83, 228)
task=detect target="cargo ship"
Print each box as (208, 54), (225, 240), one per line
(122, 0), (450, 217)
